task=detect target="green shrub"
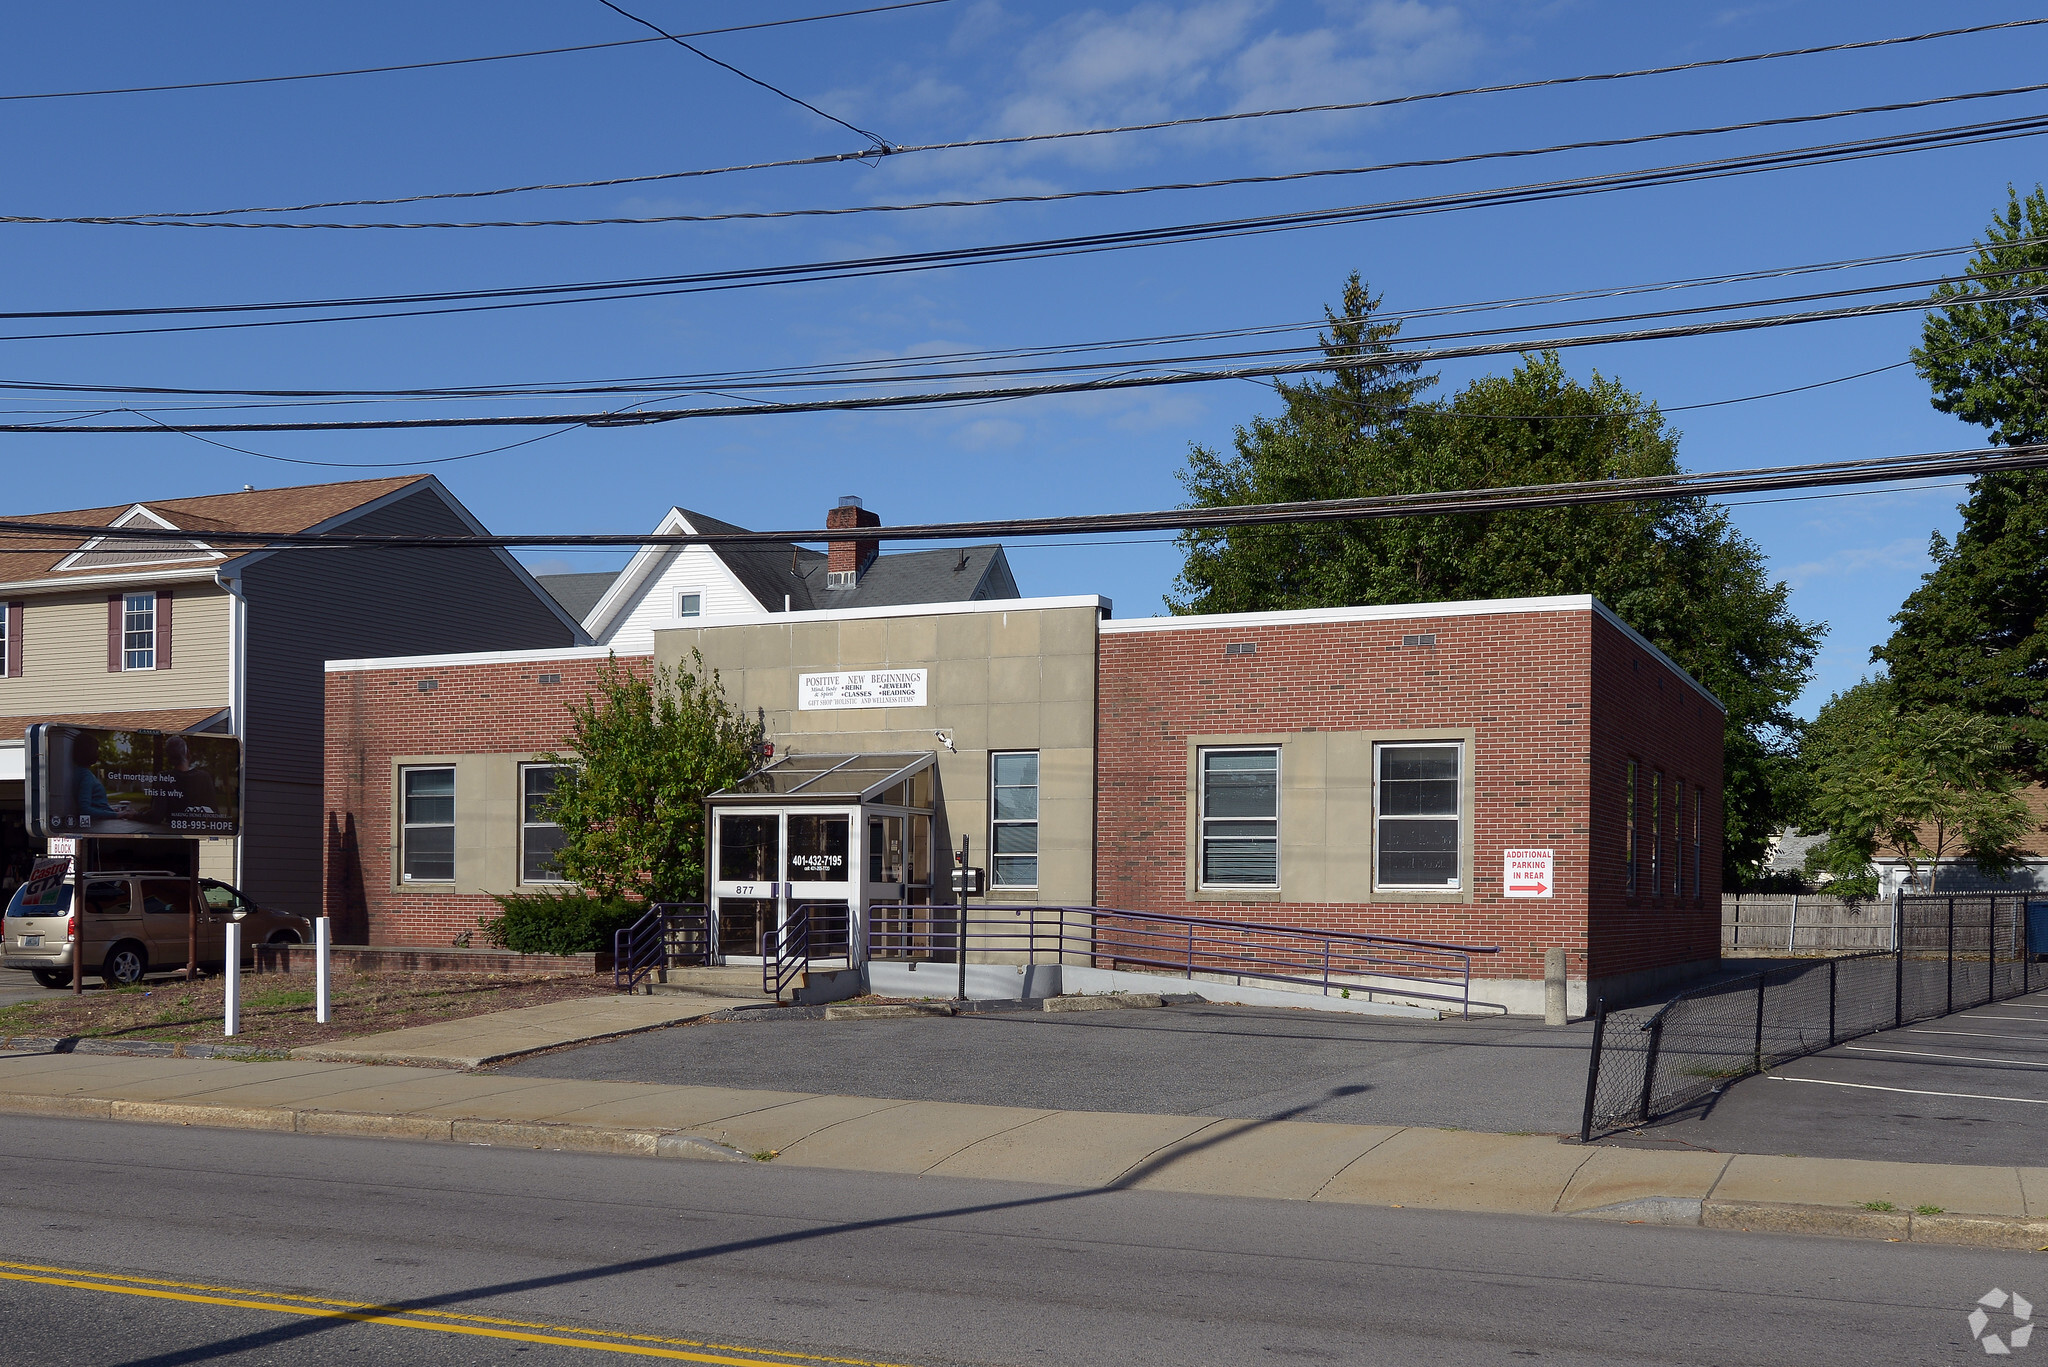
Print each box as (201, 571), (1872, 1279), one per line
(478, 889), (647, 956)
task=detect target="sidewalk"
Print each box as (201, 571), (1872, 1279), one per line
(5, 1047), (2045, 1250)
(288, 993), (735, 1068)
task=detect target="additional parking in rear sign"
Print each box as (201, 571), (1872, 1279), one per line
(1504, 848), (1553, 898)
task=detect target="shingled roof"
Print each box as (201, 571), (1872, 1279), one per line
(0, 476), (429, 587)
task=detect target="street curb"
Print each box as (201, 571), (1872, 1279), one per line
(823, 993), (1195, 1022)
(7, 1086), (2046, 1246)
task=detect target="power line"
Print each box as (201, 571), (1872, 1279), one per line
(0, 445), (2038, 550)
(5, 115), (2042, 345)
(28, 81), (2045, 230)
(0, 2), (954, 104)
(85, 16), (2048, 220)
(592, 0), (890, 151)
(7, 281), (2041, 434)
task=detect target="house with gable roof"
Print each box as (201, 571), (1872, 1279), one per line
(0, 476), (584, 941)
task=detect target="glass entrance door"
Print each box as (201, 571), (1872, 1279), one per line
(713, 811), (779, 960)
(787, 811), (853, 961)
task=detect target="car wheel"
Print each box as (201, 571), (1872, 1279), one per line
(31, 968), (70, 989)
(267, 930), (302, 945)
(100, 943), (148, 988)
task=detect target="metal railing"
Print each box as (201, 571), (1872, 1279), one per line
(1582, 893), (2042, 1139)
(612, 903), (710, 992)
(867, 903), (1501, 1016)
(762, 903), (853, 1001)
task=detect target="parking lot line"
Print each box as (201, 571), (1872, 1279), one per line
(1906, 1028), (2048, 1043)
(1844, 1044), (2048, 1067)
(1955, 1014), (2048, 1023)
(1767, 1075), (2048, 1105)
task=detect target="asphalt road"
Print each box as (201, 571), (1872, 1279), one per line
(1615, 989), (2048, 1166)
(501, 1001), (1595, 1133)
(1, 1113), (2034, 1366)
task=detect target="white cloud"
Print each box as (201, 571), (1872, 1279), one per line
(1784, 536), (1929, 589)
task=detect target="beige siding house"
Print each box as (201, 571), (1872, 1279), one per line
(0, 476), (584, 936)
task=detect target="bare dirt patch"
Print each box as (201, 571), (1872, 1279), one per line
(0, 971), (617, 1052)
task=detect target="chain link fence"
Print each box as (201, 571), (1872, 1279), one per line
(1581, 893), (2043, 1140)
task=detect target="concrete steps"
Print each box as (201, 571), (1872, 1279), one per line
(641, 967), (776, 1000)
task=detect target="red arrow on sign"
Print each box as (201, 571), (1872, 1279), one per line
(1510, 882), (1548, 894)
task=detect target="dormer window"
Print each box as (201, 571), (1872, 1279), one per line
(56, 504), (221, 573)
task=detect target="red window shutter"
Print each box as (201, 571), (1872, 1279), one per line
(107, 594), (122, 672)
(156, 589), (172, 670)
(6, 601), (20, 678)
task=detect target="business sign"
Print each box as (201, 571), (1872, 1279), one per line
(26, 724), (241, 839)
(16, 855), (72, 913)
(797, 669), (928, 711)
(1503, 848), (1554, 898)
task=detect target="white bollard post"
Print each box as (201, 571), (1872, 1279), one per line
(223, 921), (241, 1037)
(315, 916), (331, 1024)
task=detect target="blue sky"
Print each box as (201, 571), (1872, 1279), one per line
(4, 1), (2043, 715)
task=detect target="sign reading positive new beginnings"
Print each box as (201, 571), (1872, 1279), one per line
(1503, 848), (1554, 898)
(797, 669), (929, 711)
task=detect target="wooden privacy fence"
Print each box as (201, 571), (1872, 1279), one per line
(1722, 894), (1896, 953)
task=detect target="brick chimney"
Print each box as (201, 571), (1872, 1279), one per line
(825, 495), (880, 589)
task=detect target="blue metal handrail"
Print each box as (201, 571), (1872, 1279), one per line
(866, 903), (1500, 1016)
(613, 903), (710, 992)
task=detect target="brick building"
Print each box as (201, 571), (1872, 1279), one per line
(322, 591), (1721, 1015)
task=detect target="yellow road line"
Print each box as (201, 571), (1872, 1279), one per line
(0, 1262), (919, 1366)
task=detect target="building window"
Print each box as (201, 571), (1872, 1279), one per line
(1651, 771), (1665, 898)
(1674, 779), (1687, 898)
(0, 602), (9, 678)
(520, 765), (570, 883)
(675, 590), (703, 618)
(1625, 761), (1639, 897)
(401, 767), (455, 882)
(990, 751), (1039, 888)
(1693, 787), (1704, 898)
(1375, 742), (1462, 889)
(122, 592), (155, 670)
(1200, 748), (1279, 888)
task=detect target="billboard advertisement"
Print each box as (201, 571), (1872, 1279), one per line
(26, 724), (240, 839)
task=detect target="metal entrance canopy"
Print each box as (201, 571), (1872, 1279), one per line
(708, 752), (936, 808)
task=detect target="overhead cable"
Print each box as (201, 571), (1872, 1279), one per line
(25, 81), (2046, 230)
(0, 445), (2039, 550)
(0, 2), (954, 104)
(6, 281), (2042, 433)
(77, 16), (2048, 219)
(592, 0), (891, 151)
(4, 115), (2043, 345)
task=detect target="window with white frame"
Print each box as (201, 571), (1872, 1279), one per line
(520, 764), (571, 883)
(675, 589), (703, 619)
(401, 767), (456, 882)
(990, 751), (1039, 887)
(1199, 747), (1279, 887)
(1374, 742), (1462, 889)
(123, 592), (155, 670)
(1624, 761), (1639, 897)
(0, 602), (9, 678)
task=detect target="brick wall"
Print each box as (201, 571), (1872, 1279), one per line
(323, 653), (644, 946)
(1094, 606), (1721, 982)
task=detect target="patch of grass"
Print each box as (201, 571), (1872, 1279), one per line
(1861, 1200), (1897, 1213)
(243, 986), (315, 1011)
(751, 1150), (779, 1162)
(1914, 1204), (1944, 1216)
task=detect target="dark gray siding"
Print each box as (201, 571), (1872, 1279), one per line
(238, 487), (578, 929)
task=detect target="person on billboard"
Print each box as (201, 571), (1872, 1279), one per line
(69, 731), (126, 823)
(165, 735), (217, 817)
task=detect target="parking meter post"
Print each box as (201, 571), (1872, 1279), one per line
(315, 917), (331, 1024)
(223, 921), (240, 1037)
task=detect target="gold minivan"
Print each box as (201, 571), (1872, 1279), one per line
(2, 872), (313, 988)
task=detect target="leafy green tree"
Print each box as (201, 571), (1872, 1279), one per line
(1801, 679), (2036, 894)
(1173, 283), (1822, 882)
(538, 652), (763, 902)
(1879, 186), (2048, 773)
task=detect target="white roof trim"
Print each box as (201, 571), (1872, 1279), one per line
(327, 644), (649, 673)
(657, 593), (1112, 630)
(51, 504), (225, 573)
(1102, 595), (1724, 712)
(583, 508), (722, 640)
(0, 565), (224, 594)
